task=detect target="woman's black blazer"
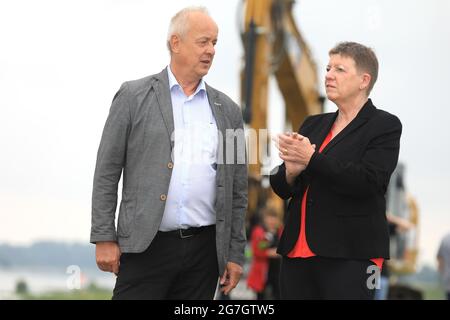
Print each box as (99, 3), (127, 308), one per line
(270, 99), (402, 259)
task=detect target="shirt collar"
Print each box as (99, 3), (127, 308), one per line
(167, 65), (206, 97)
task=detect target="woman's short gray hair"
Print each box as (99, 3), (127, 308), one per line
(166, 6), (210, 52)
(329, 42), (379, 95)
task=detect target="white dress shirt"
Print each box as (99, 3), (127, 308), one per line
(159, 66), (218, 231)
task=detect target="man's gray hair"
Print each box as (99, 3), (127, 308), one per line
(166, 6), (210, 52)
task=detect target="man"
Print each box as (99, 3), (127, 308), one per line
(90, 6), (248, 300)
(437, 232), (450, 300)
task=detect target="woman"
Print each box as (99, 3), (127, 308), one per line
(270, 42), (402, 299)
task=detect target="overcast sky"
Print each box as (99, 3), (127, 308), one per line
(1, 0), (449, 267)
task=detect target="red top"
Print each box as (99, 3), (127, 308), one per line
(287, 129), (383, 270)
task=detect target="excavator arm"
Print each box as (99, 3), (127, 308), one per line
(240, 0), (323, 226)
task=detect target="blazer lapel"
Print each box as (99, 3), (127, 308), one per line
(205, 84), (226, 202)
(206, 84), (225, 133)
(309, 112), (337, 148)
(154, 68), (175, 148)
(321, 99), (376, 154)
(206, 84), (226, 160)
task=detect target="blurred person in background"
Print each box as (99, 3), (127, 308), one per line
(247, 207), (282, 300)
(437, 232), (450, 300)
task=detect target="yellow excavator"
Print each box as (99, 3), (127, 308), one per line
(239, 0), (323, 229)
(239, 0), (420, 298)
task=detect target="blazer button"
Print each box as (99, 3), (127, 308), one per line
(160, 194), (167, 201)
(167, 162), (174, 169)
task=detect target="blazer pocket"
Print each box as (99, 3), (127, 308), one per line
(117, 199), (136, 237)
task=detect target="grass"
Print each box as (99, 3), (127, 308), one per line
(15, 281), (446, 300)
(19, 283), (113, 300)
(418, 283), (446, 300)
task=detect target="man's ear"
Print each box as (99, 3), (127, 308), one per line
(170, 35), (181, 54)
(360, 73), (371, 91)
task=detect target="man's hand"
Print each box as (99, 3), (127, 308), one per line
(95, 241), (121, 275)
(219, 261), (243, 296)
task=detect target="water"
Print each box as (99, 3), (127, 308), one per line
(0, 267), (256, 300)
(0, 267), (115, 299)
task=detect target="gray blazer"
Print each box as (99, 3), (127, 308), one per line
(90, 68), (248, 274)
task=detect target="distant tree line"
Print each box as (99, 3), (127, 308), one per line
(0, 241), (97, 270)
